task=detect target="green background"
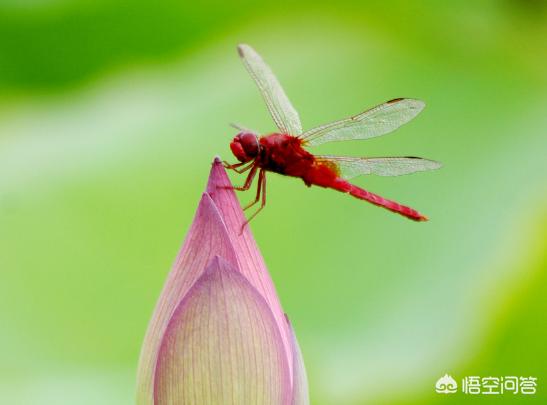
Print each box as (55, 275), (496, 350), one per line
(1, 1), (546, 404)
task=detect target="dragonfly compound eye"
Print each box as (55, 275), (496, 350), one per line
(239, 133), (259, 157)
(230, 132), (258, 162)
(230, 132), (259, 163)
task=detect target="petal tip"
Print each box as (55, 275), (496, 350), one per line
(206, 156), (231, 193)
(202, 255), (231, 277)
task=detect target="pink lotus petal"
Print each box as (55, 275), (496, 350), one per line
(136, 192), (239, 403)
(287, 316), (309, 405)
(154, 256), (292, 404)
(206, 158), (293, 380)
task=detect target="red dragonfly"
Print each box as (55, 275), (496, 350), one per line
(225, 44), (441, 224)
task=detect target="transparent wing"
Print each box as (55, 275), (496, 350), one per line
(300, 98), (425, 147)
(238, 44), (302, 135)
(316, 155), (441, 179)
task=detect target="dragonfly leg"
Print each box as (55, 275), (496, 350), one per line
(243, 169), (264, 211)
(240, 170), (267, 232)
(224, 164), (258, 191)
(223, 161), (254, 174)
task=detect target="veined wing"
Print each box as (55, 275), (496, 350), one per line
(317, 155), (441, 179)
(300, 98), (425, 147)
(237, 44), (302, 135)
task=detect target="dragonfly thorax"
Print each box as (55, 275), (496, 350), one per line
(230, 132), (260, 163)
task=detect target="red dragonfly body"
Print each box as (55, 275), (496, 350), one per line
(226, 44), (441, 225)
(230, 132), (427, 222)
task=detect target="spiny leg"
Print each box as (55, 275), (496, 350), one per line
(224, 164), (258, 191)
(223, 161), (254, 174)
(223, 161), (245, 170)
(243, 169), (264, 211)
(241, 170), (267, 232)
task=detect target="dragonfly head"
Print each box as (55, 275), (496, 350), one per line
(230, 132), (260, 163)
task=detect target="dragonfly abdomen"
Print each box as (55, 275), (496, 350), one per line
(329, 178), (428, 221)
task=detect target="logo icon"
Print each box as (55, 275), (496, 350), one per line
(436, 374), (458, 394)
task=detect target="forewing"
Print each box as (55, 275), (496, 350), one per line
(238, 44), (302, 135)
(300, 98), (425, 147)
(317, 156), (441, 179)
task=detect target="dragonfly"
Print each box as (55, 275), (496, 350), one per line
(225, 44), (441, 225)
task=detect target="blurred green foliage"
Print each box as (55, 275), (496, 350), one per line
(0, 1), (545, 404)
